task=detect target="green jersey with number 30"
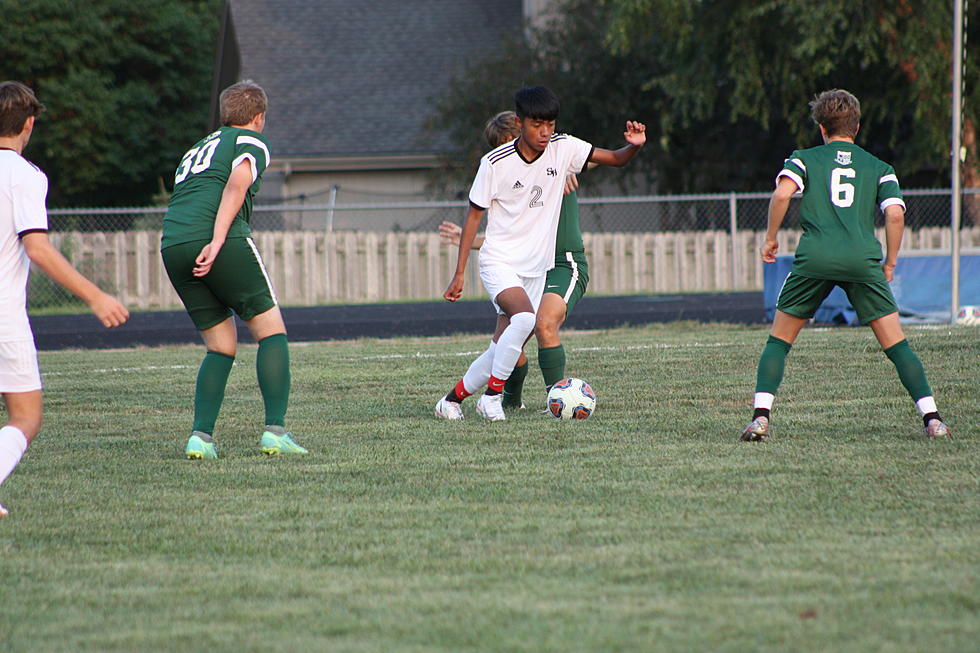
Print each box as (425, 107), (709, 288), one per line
(778, 141), (905, 282)
(161, 126), (271, 250)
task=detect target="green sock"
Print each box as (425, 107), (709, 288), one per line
(192, 351), (235, 434)
(502, 361), (528, 408)
(755, 335), (792, 395)
(884, 339), (933, 400)
(538, 344), (566, 389)
(257, 333), (291, 427)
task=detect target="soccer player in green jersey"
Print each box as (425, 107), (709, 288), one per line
(438, 111), (591, 409)
(742, 89), (949, 441)
(161, 81), (308, 459)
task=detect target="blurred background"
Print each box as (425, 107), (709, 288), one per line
(3, 0), (977, 311)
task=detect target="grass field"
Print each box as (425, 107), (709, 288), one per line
(0, 323), (977, 652)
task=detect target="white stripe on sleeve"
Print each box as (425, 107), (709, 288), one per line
(776, 170), (804, 193)
(880, 197), (906, 211)
(878, 173), (899, 185)
(236, 135), (270, 168)
(231, 153), (258, 183)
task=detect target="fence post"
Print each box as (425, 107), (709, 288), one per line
(325, 184), (338, 232)
(729, 192), (739, 290)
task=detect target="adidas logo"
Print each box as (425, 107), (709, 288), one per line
(512, 180), (524, 190)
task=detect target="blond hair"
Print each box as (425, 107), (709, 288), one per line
(484, 111), (520, 148)
(0, 81), (45, 137)
(219, 81), (267, 126)
(809, 89), (860, 139)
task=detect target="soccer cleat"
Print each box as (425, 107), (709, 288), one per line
(0, 503), (7, 517)
(476, 393), (506, 422)
(260, 431), (309, 455)
(435, 397), (464, 420)
(925, 419), (950, 439)
(185, 433), (218, 459)
(740, 416), (770, 442)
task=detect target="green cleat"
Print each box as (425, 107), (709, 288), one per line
(185, 433), (218, 460)
(260, 430), (309, 455)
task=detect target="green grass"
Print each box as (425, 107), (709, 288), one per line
(0, 323), (977, 652)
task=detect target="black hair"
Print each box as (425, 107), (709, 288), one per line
(514, 86), (560, 121)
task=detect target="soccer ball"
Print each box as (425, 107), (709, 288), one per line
(547, 377), (596, 419)
(955, 305), (980, 325)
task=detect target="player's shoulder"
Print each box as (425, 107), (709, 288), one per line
(486, 140), (518, 166)
(1, 150), (46, 182)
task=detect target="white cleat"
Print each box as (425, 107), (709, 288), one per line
(0, 503), (8, 517)
(476, 393), (506, 422)
(925, 418), (950, 438)
(740, 415), (770, 442)
(435, 397), (464, 420)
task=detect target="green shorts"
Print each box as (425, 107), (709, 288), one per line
(776, 272), (898, 324)
(162, 237), (277, 331)
(545, 251), (589, 313)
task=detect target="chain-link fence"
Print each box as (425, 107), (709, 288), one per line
(32, 188), (979, 311)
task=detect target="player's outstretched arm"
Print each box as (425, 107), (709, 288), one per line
(444, 205), (485, 302)
(761, 176), (799, 263)
(194, 160), (253, 277)
(438, 221), (484, 249)
(881, 204), (905, 282)
(21, 232), (129, 327)
(587, 121), (646, 167)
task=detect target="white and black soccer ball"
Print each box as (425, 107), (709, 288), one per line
(547, 377), (597, 419)
(955, 305), (980, 325)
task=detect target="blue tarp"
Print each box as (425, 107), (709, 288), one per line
(763, 255), (980, 324)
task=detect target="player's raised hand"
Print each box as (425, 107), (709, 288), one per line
(624, 121), (646, 147)
(564, 173), (579, 195)
(89, 291), (129, 328)
(444, 273), (464, 302)
(761, 237), (779, 263)
(438, 220), (462, 246)
(193, 240), (223, 277)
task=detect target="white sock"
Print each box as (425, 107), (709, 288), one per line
(0, 426), (29, 486)
(462, 341), (496, 394)
(754, 392), (775, 411)
(915, 396), (938, 416)
(491, 312), (536, 380)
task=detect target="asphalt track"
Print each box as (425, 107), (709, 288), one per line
(29, 291), (766, 350)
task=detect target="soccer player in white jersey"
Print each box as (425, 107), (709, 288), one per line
(0, 81), (129, 516)
(436, 86), (645, 421)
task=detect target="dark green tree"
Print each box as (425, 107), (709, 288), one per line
(0, 0), (221, 210)
(603, 0), (980, 191)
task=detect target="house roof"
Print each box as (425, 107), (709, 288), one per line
(228, 0), (522, 164)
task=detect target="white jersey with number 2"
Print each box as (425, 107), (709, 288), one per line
(469, 133), (592, 277)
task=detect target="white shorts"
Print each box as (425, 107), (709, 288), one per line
(0, 339), (42, 393)
(480, 264), (546, 315)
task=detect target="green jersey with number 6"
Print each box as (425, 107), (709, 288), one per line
(777, 141), (905, 282)
(161, 126), (271, 250)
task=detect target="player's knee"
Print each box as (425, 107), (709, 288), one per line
(510, 311), (536, 338)
(535, 316), (560, 340)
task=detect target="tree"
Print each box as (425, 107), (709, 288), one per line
(432, 0), (980, 223)
(603, 0), (980, 196)
(0, 0), (221, 211)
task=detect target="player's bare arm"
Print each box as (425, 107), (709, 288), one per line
(21, 232), (129, 327)
(762, 176), (799, 263)
(194, 159), (253, 277)
(881, 204), (905, 282)
(586, 121), (646, 167)
(443, 205), (485, 302)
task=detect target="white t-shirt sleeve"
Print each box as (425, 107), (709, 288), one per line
(13, 168), (49, 235)
(468, 156), (494, 209)
(564, 135), (593, 175)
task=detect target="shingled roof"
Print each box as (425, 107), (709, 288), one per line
(226, 0), (522, 162)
